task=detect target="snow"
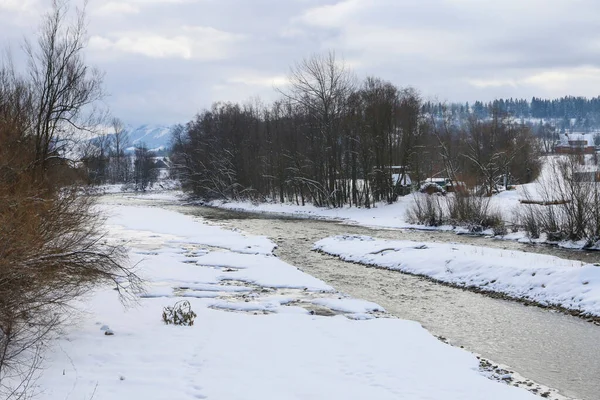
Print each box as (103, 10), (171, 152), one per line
(314, 235), (600, 317)
(38, 294), (537, 400)
(557, 132), (596, 147)
(192, 251), (333, 290)
(32, 201), (541, 400)
(127, 124), (173, 149)
(311, 298), (386, 313)
(210, 196), (419, 229)
(102, 204), (275, 255)
(93, 181), (182, 196)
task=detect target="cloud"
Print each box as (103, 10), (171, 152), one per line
(89, 26), (244, 61)
(3, 0), (600, 125)
(0, 0), (39, 13)
(92, 2), (140, 16)
(92, 0), (196, 14)
(468, 79), (518, 89)
(227, 73), (288, 88)
(90, 33), (192, 59)
(466, 67), (600, 99)
(296, 0), (365, 28)
(0, 0), (44, 26)
(182, 26), (245, 60)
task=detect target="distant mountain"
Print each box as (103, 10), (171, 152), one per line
(124, 124), (175, 152)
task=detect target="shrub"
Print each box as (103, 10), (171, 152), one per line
(162, 301), (197, 326)
(446, 191), (504, 232)
(407, 191), (508, 233)
(485, 212), (507, 236)
(406, 193), (445, 226)
(516, 206), (540, 239)
(0, 3), (139, 396)
(519, 156), (600, 245)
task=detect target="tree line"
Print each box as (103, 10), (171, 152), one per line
(172, 52), (541, 208)
(425, 96), (600, 130)
(80, 118), (161, 191)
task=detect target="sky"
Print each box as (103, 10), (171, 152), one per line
(1, 0), (600, 126)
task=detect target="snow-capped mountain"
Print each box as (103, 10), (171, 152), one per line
(125, 124), (174, 152)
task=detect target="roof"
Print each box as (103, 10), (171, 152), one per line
(392, 173), (412, 186)
(559, 133), (596, 147)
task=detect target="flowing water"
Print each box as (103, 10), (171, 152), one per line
(106, 195), (600, 400)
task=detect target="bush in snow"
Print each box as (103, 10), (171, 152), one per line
(446, 192), (505, 233)
(406, 193), (445, 227)
(484, 212), (507, 236)
(162, 301), (197, 326)
(408, 191), (506, 233)
(519, 155), (600, 246)
(515, 206), (541, 239)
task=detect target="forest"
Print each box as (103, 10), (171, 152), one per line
(425, 96), (600, 131)
(171, 52), (541, 208)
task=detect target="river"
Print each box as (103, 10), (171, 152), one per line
(105, 195), (600, 400)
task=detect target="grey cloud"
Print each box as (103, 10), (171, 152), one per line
(2, 0), (600, 125)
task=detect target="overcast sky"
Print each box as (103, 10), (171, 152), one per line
(1, 0), (600, 126)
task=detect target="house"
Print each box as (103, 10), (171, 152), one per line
(390, 166), (412, 187)
(421, 177), (466, 193)
(554, 133), (597, 154)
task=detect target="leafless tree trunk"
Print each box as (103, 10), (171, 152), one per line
(110, 117), (130, 183)
(279, 51), (355, 207)
(25, 0), (105, 180)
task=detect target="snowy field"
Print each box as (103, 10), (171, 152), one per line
(32, 202), (543, 400)
(314, 235), (600, 317)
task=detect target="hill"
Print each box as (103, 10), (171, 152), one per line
(125, 124), (174, 152)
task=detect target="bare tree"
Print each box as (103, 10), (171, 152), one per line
(93, 129), (112, 184)
(428, 103), (468, 203)
(353, 77), (398, 204)
(461, 109), (540, 196)
(279, 51), (356, 206)
(133, 144), (158, 191)
(110, 117), (130, 183)
(25, 0), (104, 180)
(395, 87), (423, 196)
(519, 155), (600, 244)
(0, 3), (137, 397)
(112, 118), (129, 155)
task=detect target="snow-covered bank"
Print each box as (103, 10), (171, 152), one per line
(205, 155), (600, 250)
(34, 203), (544, 399)
(206, 189), (527, 232)
(209, 196), (437, 229)
(314, 235), (600, 318)
(208, 189), (600, 250)
(94, 179), (182, 195)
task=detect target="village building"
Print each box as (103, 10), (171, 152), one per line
(554, 133), (597, 154)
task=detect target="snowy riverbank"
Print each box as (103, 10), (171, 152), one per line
(314, 235), (600, 318)
(204, 155), (600, 251)
(33, 202), (545, 399)
(207, 189), (600, 250)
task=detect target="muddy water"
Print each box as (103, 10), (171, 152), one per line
(104, 195), (600, 400)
